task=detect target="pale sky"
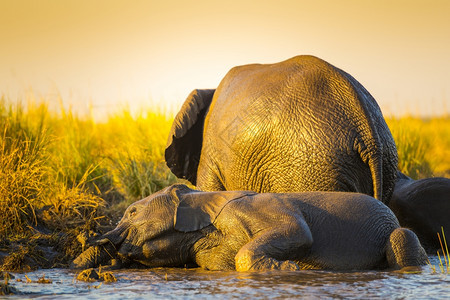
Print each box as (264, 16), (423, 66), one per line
(1, 0), (449, 118)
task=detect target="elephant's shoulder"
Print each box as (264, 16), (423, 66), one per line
(223, 63), (265, 80)
(284, 55), (328, 67)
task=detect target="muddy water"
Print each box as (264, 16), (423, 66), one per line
(5, 256), (450, 299)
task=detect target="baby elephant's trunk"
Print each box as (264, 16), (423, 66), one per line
(71, 243), (117, 269)
(386, 228), (428, 269)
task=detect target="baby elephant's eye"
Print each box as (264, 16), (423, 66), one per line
(129, 207), (137, 217)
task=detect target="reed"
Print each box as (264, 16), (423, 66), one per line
(427, 227), (449, 274)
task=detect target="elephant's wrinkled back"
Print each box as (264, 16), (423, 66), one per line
(197, 55), (397, 203)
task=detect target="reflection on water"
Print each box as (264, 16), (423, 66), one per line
(6, 256), (449, 299)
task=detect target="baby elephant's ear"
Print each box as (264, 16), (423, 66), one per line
(173, 187), (251, 232)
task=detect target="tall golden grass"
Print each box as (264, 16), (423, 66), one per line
(386, 117), (450, 179)
(0, 97), (176, 239)
(427, 227), (449, 274)
(1, 96), (449, 241)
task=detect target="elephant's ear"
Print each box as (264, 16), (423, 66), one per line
(171, 185), (253, 232)
(165, 89), (215, 185)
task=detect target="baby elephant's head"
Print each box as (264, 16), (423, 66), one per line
(106, 186), (184, 267)
(72, 184), (247, 269)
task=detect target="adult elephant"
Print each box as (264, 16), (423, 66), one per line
(389, 171), (450, 252)
(166, 55), (398, 203)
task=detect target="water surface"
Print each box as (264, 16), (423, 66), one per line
(5, 256), (449, 299)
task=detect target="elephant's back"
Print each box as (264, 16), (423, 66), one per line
(292, 192), (400, 269)
(208, 55), (346, 122)
(200, 55), (396, 198)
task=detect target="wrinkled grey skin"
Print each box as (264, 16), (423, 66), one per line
(165, 55), (398, 204)
(389, 171), (450, 252)
(72, 184), (426, 271)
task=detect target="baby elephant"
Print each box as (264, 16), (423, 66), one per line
(72, 184), (427, 271)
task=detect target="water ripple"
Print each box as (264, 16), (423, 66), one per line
(5, 257), (450, 299)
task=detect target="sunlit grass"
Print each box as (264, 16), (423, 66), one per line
(386, 117), (450, 179)
(0, 100), (50, 237)
(98, 109), (176, 204)
(0, 96), (177, 242)
(427, 227), (449, 274)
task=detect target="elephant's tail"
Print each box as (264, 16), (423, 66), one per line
(354, 137), (384, 202)
(368, 153), (383, 202)
(385, 228), (427, 269)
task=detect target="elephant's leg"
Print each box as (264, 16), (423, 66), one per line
(235, 218), (313, 271)
(386, 228), (427, 269)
